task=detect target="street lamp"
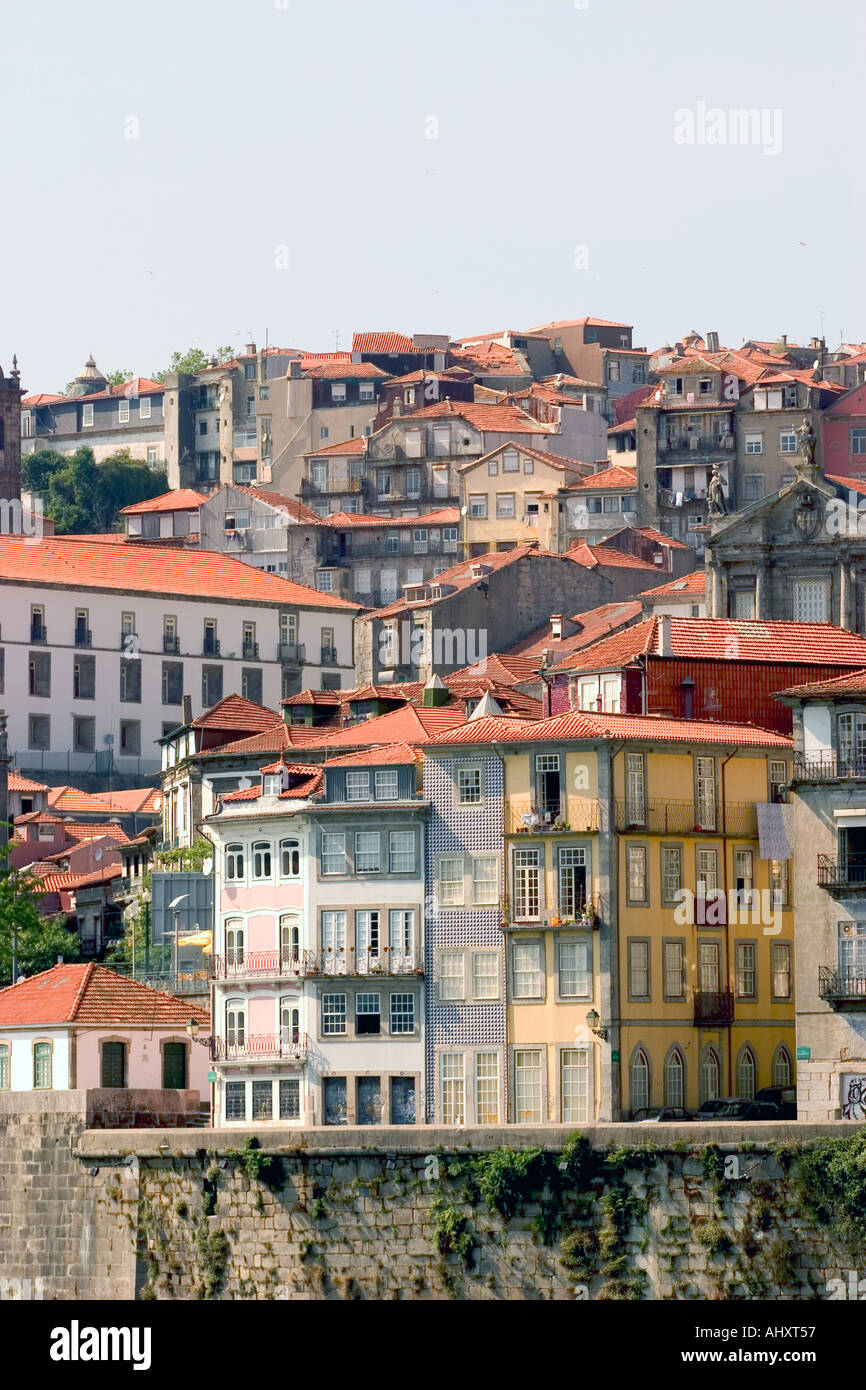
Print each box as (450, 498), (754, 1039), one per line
(186, 1017), (209, 1046)
(586, 1009), (609, 1041)
(168, 893), (189, 979)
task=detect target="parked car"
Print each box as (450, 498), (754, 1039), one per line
(755, 1086), (797, 1119)
(712, 1099), (783, 1121)
(694, 1098), (736, 1119)
(635, 1106), (693, 1123)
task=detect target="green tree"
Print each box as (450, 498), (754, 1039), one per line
(153, 346), (234, 382)
(23, 447), (168, 534)
(0, 851), (80, 985)
(21, 447), (67, 495)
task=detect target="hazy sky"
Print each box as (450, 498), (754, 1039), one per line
(3, 0), (863, 393)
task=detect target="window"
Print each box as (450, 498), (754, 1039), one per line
(737, 1046), (757, 1100)
(252, 841), (272, 879)
(33, 1042), (52, 1089)
(354, 912), (381, 963)
(390, 993), (415, 1034)
(355, 992), (380, 1035)
(472, 856), (498, 905)
(562, 1050), (589, 1124)
(851, 428), (866, 456)
(771, 943), (792, 1000)
(440, 1054), (465, 1124)
(389, 909), (414, 956)
(120, 720), (141, 755)
(512, 940), (544, 999)
(225, 844), (244, 881)
(502, 449), (519, 473)
(321, 833), (347, 875)
(664, 1048), (685, 1108)
(743, 473), (764, 502)
(375, 769), (399, 800)
(698, 377), (712, 396)
(773, 1046), (792, 1089)
(251, 1080), (273, 1121)
(330, 382), (346, 403)
(225, 1001), (247, 1052)
(101, 1041), (126, 1088)
(472, 952), (499, 1001)
(701, 1047), (721, 1104)
(514, 1049), (543, 1123)
(627, 845), (648, 904)
(558, 846), (587, 917)
(322, 994), (347, 1035)
(496, 493), (515, 518)
(438, 950), (464, 1002)
(558, 940), (591, 999)
(276, 838), (300, 880)
(323, 1076), (347, 1125)
(769, 759), (788, 802)
(354, 831), (380, 873)
(0, 1043), (8, 1090)
(696, 847), (718, 902)
(73, 717), (95, 753)
(513, 848), (542, 918)
(72, 656), (95, 700)
(628, 939), (650, 1000)
(475, 1053), (500, 1124)
(201, 665), (223, 707)
(793, 577), (829, 623)
(488, 458), (499, 476)
(82, 404), (94, 427)
(389, 830), (415, 873)
(119, 660), (141, 703)
(359, 381), (374, 402)
(663, 941), (685, 1000)
(407, 473), (421, 500)
(661, 845), (683, 904)
(242, 668), (262, 704)
(744, 432), (763, 454)
(630, 1048), (649, 1114)
(779, 432), (797, 454)
(321, 910), (346, 958)
(469, 494), (487, 518)
(625, 752), (646, 826)
(523, 457), (534, 474)
(457, 767), (481, 804)
(29, 652), (50, 698)
(438, 857), (464, 906)
(346, 770), (370, 801)
(162, 661), (183, 705)
(280, 1079), (300, 1119)
(225, 1082), (246, 1120)
(607, 360), (621, 383)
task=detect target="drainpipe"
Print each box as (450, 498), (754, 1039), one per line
(491, 741), (510, 1118)
(719, 746), (739, 1094)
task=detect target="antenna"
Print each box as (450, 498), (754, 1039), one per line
(334, 330), (340, 352)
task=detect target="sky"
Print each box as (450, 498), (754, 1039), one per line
(2, 0), (863, 393)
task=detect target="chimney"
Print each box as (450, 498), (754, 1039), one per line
(706, 331), (720, 353)
(245, 342), (256, 356)
(550, 614), (563, 640)
(289, 359), (302, 378)
(182, 694), (193, 725)
(780, 334), (787, 347)
(675, 342), (685, 357)
(658, 615), (673, 657)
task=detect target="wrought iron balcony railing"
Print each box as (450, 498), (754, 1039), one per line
(795, 753), (866, 782)
(818, 855), (866, 891)
(278, 642), (305, 664)
(210, 950), (316, 980)
(693, 990), (735, 1026)
(306, 949), (422, 977)
(818, 967), (866, 1009)
(614, 799), (757, 836)
(505, 797), (600, 834)
(210, 1032), (308, 1063)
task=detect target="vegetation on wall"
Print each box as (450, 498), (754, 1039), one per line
(21, 447), (168, 533)
(0, 848), (80, 984)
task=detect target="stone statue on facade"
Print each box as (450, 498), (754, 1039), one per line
(707, 462), (727, 516)
(796, 415), (818, 470)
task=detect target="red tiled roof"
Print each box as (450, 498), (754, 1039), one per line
(45, 785), (156, 816)
(827, 475), (866, 496)
(299, 704), (467, 750)
(449, 342), (529, 376)
(461, 442), (588, 476)
(756, 370), (845, 393)
(567, 542), (659, 572)
(640, 571), (707, 599)
(615, 526), (690, 549)
(527, 316), (633, 331)
(357, 544), (565, 620)
(778, 668), (866, 699)
(22, 393), (66, 406)
(9, 773), (48, 794)
(352, 332), (415, 355)
(303, 361), (388, 380)
(404, 400), (555, 434)
(304, 437), (368, 458)
(319, 507), (460, 530)
(428, 710), (792, 750)
(281, 688), (343, 707)
(0, 536), (360, 609)
(323, 742), (421, 768)
(62, 824), (129, 844)
(557, 617), (866, 673)
(0, 963), (209, 1027)
(237, 487), (321, 523)
(190, 694), (283, 733)
(298, 352), (352, 367)
(120, 489), (206, 516)
(554, 617), (658, 671)
(539, 374), (605, 390)
(568, 464), (636, 491)
(31, 864), (124, 894)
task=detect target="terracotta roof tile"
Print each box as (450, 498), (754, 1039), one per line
(190, 694), (283, 733)
(0, 963), (209, 1027)
(640, 571), (707, 599)
(120, 489), (206, 515)
(566, 542), (659, 572)
(302, 361), (388, 379)
(568, 465), (636, 491)
(8, 773), (48, 793)
(428, 710), (792, 750)
(352, 333), (415, 355)
(404, 400), (555, 434)
(319, 507), (460, 529)
(303, 437), (368, 458)
(461, 442), (589, 476)
(323, 742), (422, 768)
(557, 617), (866, 673)
(778, 668), (866, 699)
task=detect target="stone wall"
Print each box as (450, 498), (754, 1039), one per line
(2, 1104), (865, 1300)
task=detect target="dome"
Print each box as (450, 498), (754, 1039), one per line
(67, 355), (107, 398)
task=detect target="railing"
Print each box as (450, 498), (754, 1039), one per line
(74, 628), (92, 648)
(278, 642), (306, 663)
(505, 798), (600, 834)
(818, 855), (866, 890)
(306, 950), (422, 976)
(662, 436), (728, 455)
(210, 950), (316, 980)
(210, 1033), (308, 1063)
(320, 647), (338, 665)
(694, 990), (735, 1026)
(203, 638), (221, 656)
(614, 799), (757, 836)
(30, 627), (47, 643)
(163, 635), (180, 654)
(102, 963), (210, 996)
(818, 967), (866, 1008)
(242, 641), (260, 660)
(795, 753), (866, 782)
(120, 632), (139, 651)
(301, 477), (369, 495)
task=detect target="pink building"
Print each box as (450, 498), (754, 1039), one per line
(0, 963), (210, 1103)
(822, 382), (866, 482)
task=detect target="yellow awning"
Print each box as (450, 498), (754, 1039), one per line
(177, 931), (213, 950)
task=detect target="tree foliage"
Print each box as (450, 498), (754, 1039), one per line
(21, 447), (168, 534)
(153, 346), (234, 382)
(0, 851), (80, 984)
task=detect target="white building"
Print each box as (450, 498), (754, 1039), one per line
(205, 744), (427, 1127)
(0, 535), (361, 778)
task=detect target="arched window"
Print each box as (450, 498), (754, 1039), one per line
(664, 1046), (685, 1108)
(737, 1045), (757, 1100)
(280, 913), (300, 965)
(225, 843), (244, 880)
(280, 999), (300, 1047)
(772, 1044), (792, 1089)
(700, 1046), (721, 1104)
(252, 841), (272, 879)
(280, 838), (301, 879)
(225, 1001), (246, 1053)
(225, 919), (244, 969)
(630, 1047), (649, 1115)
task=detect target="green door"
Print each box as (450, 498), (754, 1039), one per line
(101, 1042), (126, 1088)
(162, 1042), (187, 1090)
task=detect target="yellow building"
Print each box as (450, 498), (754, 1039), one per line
(457, 443), (588, 556)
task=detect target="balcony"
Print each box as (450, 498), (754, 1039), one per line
(210, 950), (315, 980)
(817, 855), (866, 891)
(203, 637), (221, 657)
(506, 797), (600, 834)
(659, 436), (730, 457)
(306, 950), (423, 977)
(794, 753), (866, 783)
(278, 641), (306, 664)
(210, 1032), (308, 1063)
(30, 626), (47, 644)
(320, 646), (338, 666)
(163, 634), (180, 654)
(301, 477), (369, 496)
(242, 641), (260, 660)
(694, 990), (735, 1026)
(74, 628), (92, 649)
(614, 799), (757, 836)
(818, 967), (866, 1010)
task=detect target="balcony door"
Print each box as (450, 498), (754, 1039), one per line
(839, 920), (866, 986)
(838, 714), (866, 775)
(698, 941), (720, 994)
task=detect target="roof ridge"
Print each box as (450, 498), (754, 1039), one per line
(68, 961), (96, 1022)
